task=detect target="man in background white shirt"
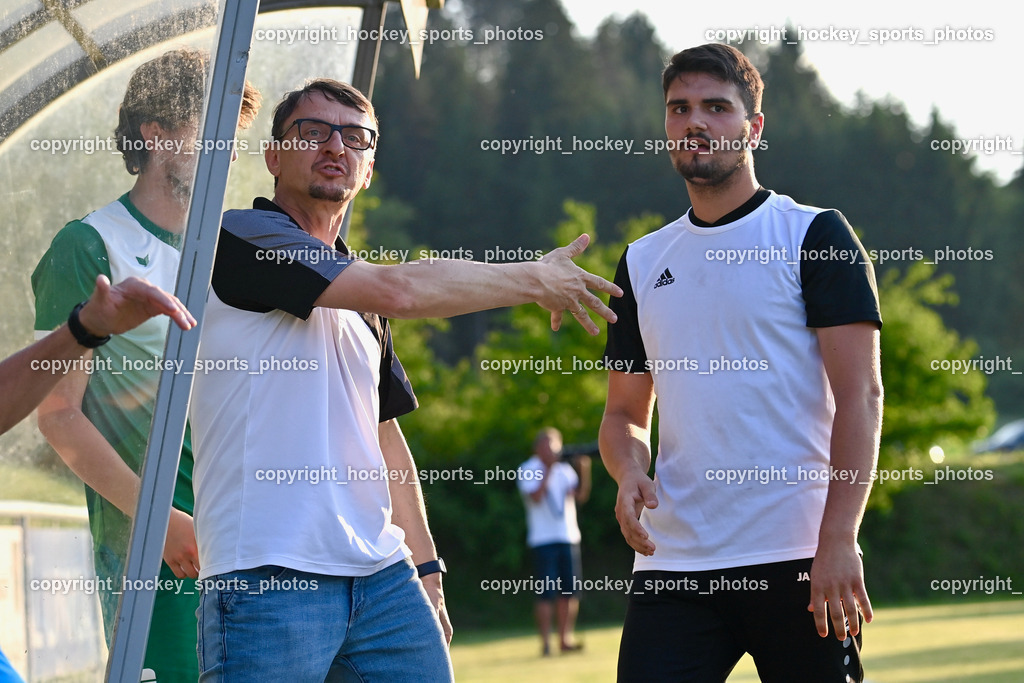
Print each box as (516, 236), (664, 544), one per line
(518, 427), (591, 656)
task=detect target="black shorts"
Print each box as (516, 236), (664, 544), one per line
(531, 542), (582, 600)
(618, 558), (863, 683)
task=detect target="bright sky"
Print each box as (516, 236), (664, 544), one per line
(559, 0), (1021, 185)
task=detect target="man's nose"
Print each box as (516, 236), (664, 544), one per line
(319, 128), (346, 155)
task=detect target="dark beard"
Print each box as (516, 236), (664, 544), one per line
(308, 183), (348, 203)
(673, 131), (751, 187)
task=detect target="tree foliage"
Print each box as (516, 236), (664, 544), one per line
(369, 6), (1022, 414)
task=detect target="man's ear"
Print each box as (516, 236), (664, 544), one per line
(748, 112), (765, 149)
(265, 143), (281, 180)
(363, 159), (374, 190)
(139, 121), (163, 145)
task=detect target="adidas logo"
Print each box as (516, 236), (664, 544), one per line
(653, 268), (675, 289)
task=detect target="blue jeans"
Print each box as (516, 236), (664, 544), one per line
(197, 558), (452, 682)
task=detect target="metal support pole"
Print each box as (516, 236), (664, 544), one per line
(340, 0), (386, 241)
(352, 0), (387, 99)
(104, 0), (258, 679)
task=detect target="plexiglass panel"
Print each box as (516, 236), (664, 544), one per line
(1, 2), (217, 680)
(0, 3), (364, 678)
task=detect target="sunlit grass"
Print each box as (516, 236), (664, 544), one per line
(451, 600), (1024, 682)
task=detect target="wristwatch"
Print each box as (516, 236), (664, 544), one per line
(68, 302), (111, 348)
(416, 558), (447, 578)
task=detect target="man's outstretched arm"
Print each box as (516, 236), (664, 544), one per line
(317, 234), (621, 335)
(0, 275), (194, 435)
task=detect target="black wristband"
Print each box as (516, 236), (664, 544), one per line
(68, 302), (111, 348)
(416, 558), (447, 578)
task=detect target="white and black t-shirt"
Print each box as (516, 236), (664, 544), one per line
(604, 189), (881, 572)
(191, 198), (417, 580)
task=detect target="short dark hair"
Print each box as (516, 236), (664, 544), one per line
(114, 48), (262, 175)
(662, 43), (763, 117)
(271, 79), (378, 141)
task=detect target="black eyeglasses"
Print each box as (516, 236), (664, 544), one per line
(277, 118), (377, 150)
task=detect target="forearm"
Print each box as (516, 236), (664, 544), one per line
(321, 259), (546, 320)
(379, 419), (438, 563)
(574, 473), (592, 504)
(394, 260), (548, 320)
(600, 371), (659, 554)
(378, 419), (453, 642)
(38, 405), (142, 516)
(528, 468), (549, 503)
(599, 414), (652, 485)
(316, 234), (618, 336)
(818, 391), (882, 545)
(0, 326), (85, 434)
(573, 458), (592, 503)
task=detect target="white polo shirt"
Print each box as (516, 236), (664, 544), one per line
(190, 198), (418, 580)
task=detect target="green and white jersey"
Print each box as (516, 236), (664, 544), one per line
(32, 193), (194, 574)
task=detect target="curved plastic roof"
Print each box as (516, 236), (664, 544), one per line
(1, 0), (214, 139)
(0, 0), (423, 141)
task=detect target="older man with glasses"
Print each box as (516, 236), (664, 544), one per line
(188, 78), (620, 681)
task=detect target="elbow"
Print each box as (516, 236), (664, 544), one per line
(37, 409), (59, 441)
(37, 405), (76, 446)
(834, 380), (883, 425)
(865, 376), (884, 415)
(387, 293), (420, 320)
(373, 267), (419, 319)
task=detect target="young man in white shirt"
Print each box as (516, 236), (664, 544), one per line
(601, 43), (882, 682)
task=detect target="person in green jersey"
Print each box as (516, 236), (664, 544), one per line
(0, 274), (193, 683)
(31, 48), (260, 681)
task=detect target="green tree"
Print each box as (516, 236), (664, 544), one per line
(877, 263), (995, 480)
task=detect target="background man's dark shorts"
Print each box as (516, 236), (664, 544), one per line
(530, 542), (582, 600)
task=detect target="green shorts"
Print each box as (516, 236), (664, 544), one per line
(98, 554), (199, 683)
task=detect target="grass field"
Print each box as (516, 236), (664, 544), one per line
(451, 600), (1024, 682)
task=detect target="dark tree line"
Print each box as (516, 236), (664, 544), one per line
(363, 0), (1023, 414)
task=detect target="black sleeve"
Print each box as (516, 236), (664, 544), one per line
(365, 314), (418, 422)
(212, 209), (354, 320)
(603, 246), (649, 372)
(800, 210), (882, 328)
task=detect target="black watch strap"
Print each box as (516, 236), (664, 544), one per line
(416, 558), (447, 578)
(68, 302), (111, 348)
